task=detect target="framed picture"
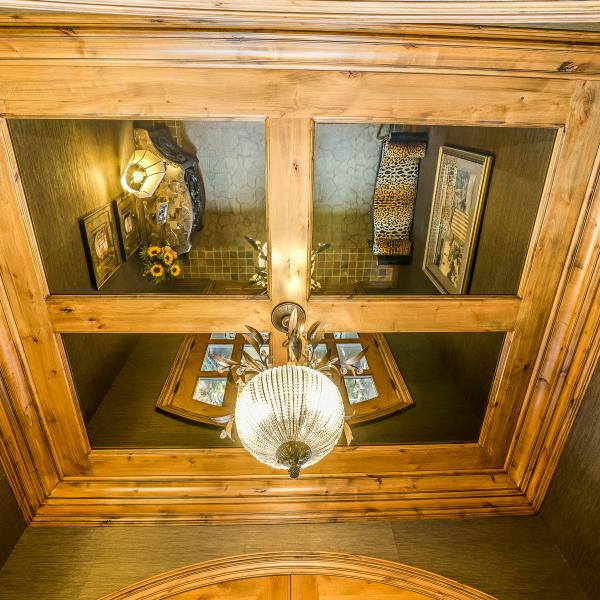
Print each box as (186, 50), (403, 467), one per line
(79, 203), (120, 290)
(156, 201), (169, 223)
(112, 193), (142, 259)
(423, 146), (492, 294)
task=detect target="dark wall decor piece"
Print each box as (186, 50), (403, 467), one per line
(372, 131), (428, 264)
(112, 193), (142, 260)
(79, 203), (120, 289)
(134, 127), (206, 255)
(149, 127), (206, 233)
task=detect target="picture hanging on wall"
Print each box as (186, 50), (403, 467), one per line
(79, 203), (120, 290)
(112, 193), (142, 260)
(423, 146), (492, 294)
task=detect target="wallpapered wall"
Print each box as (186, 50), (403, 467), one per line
(0, 462), (25, 570)
(541, 359), (600, 599)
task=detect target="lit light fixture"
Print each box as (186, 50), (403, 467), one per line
(121, 149), (166, 198)
(211, 303), (366, 478)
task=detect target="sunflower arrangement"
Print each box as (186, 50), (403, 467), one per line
(139, 245), (182, 284)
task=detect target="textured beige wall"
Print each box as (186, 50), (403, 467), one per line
(0, 463), (25, 570)
(0, 517), (587, 600)
(541, 360), (600, 599)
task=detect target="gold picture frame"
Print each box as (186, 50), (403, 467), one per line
(79, 203), (120, 290)
(423, 146), (493, 294)
(112, 193), (142, 260)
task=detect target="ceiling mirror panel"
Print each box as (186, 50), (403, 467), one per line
(9, 119), (266, 296)
(62, 330), (504, 450)
(311, 123), (556, 296)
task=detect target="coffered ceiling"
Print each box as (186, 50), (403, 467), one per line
(0, 14), (598, 525)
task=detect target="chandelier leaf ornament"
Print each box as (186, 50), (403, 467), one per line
(209, 303), (368, 479)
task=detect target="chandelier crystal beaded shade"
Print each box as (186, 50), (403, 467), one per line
(211, 303), (366, 479)
(235, 365), (345, 478)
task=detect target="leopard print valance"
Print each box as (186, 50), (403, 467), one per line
(372, 134), (427, 259)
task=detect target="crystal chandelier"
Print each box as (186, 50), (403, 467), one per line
(211, 303), (366, 478)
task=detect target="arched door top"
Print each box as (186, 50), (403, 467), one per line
(100, 551), (496, 600)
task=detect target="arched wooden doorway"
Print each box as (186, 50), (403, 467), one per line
(100, 552), (496, 599)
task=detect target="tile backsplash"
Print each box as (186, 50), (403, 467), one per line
(183, 246), (256, 281)
(182, 245), (393, 284)
(313, 247), (394, 285)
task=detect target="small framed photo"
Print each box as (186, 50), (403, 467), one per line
(423, 146), (492, 294)
(112, 193), (142, 260)
(156, 201), (169, 223)
(79, 204), (120, 290)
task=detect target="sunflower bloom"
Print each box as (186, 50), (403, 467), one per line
(147, 245), (161, 257)
(163, 252), (174, 265)
(169, 264), (181, 277)
(150, 263), (164, 278)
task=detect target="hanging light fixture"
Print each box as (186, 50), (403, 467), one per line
(210, 303), (366, 479)
(235, 365), (345, 478)
(121, 149), (166, 198)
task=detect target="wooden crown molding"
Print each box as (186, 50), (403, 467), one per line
(100, 552), (497, 600)
(1, 1), (600, 27)
(0, 25), (599, 80)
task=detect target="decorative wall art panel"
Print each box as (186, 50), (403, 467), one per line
(112, 193), (142, 260)
(79, 204), (120, 290)
(423, 147), (492, 294)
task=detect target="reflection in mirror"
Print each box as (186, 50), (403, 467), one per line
(312, 123), (556, 295)
(9, 119), (266, 295)
(63, 330), (504, 449)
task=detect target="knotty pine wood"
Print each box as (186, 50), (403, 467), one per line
(1, 27), (600, 78)
(160, 576), (291, 600)
(0, 68), (575, 125)
(1, 1), (600, 26)
(47, 295), (520, 333)
(0, 277), (58, 505)
(267, 118), (313, 363)
(509, 142), (600, 504)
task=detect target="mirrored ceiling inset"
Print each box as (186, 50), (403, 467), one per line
(9, 119), (266, 295)
(311, 123), (556, 296)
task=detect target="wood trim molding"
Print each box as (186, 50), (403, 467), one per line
(2, 1), (600, 27)
(509, 135), (600, 508)
(36, 470), (531, 524)
(0, 279), (59, 522)
(99, 552), (496, 600)
(1, 28), (600, 79)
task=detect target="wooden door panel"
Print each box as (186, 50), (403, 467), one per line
(291, 575), (432, 600)
(168, 575), (290, 600)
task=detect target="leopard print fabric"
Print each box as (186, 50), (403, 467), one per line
(372, 141), (427, 256)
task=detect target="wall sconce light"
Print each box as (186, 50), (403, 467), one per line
(121, 149), (166, 198)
